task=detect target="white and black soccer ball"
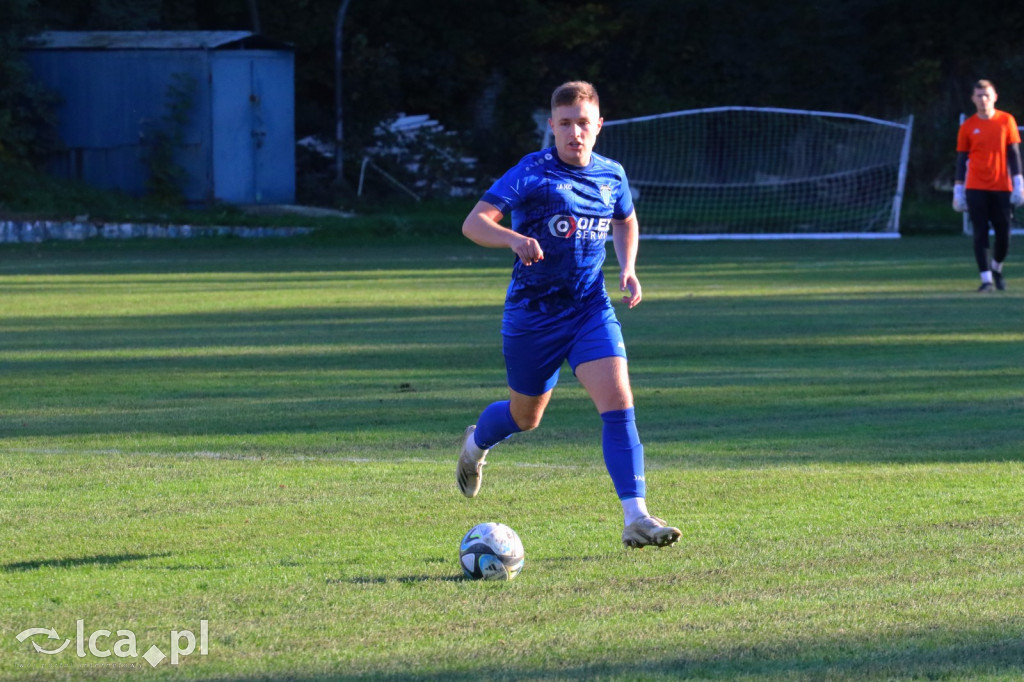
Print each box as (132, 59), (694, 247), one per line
(459, 522), (524, 581)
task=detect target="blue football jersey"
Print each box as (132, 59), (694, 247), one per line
(481, 147), (634, 320)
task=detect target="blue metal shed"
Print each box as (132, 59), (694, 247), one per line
(24, 31), (295, 204)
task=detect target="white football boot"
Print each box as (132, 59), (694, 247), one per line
(622, 516), (681, 549)
(456, 425), (488, 498)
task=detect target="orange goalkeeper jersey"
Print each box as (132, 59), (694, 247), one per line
(957, 110), (1022, 191)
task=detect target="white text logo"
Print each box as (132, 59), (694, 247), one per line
(16, 619), (209, 668)
(547, 215), (610, 241)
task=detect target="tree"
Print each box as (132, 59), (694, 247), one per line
(0, 0), (58, 166)
(13, 0), (1024, 199)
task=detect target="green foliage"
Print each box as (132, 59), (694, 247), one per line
(141, 72), (197, 205)
(31, 0), (162, 29)
(898, 193), (961, 236)
(0, 0), (59, 166)
(0, 158), (127, 217)
(10, 0), (1024, 198)
(0, 149), (475, 237)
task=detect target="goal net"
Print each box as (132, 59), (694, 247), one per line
(589, 107), (914, 239)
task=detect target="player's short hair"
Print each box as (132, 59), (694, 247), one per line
(973, 79), (996, 92)
(551, 81), (599, 111)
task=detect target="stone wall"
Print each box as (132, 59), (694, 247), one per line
(0, 220), (313, 243)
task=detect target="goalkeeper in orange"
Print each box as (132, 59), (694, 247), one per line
(953, 79), (1024, 292)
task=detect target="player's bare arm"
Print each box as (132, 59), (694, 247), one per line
(612, 210), (641, 308)
(462, 201), (544, 266)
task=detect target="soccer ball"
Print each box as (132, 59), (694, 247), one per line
(459, 522), (524, 581)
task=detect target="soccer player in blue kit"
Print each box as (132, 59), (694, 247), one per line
(456, 81), (681, 549)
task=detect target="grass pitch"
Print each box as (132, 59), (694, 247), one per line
(1, 236), (1023, 680)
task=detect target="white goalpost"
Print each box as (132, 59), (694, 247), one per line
(586, 106), (914, 240)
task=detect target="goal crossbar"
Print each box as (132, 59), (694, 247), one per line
(604, 105), (911, 131)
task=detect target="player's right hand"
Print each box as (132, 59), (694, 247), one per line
(513, 237), (544, 266)
(952, 185), (967, 213)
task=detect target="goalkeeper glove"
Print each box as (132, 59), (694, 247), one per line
(1012, 175), (1024, 207)
(952, 185), (967, 213)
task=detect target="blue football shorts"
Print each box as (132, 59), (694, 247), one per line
(502, 302), (627, 396)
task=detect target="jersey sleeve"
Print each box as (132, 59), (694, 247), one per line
(481, 154), (541, 214)
(956, 120), (972, 153)
(615, 170), (634, 220)
(1007, 115), (1022, 145)
(481, 174), (518, 214)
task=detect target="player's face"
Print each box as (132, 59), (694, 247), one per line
(549, 100), (603, 167)
(972, 86), (997, 117)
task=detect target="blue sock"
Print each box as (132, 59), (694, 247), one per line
(601, 408), (646, 500)
(474, 400), (521, 450)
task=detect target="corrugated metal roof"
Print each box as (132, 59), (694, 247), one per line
(25, 31), (290, 51)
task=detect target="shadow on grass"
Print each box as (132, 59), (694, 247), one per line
(336, 575), (466, 585)
(2, 552), (172, 572)
(203, 627), (1024, 680)
(4, 240), (1024, 467)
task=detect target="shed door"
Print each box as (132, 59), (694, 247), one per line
(211, 52), (295, 204)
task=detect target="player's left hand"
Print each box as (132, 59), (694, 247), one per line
(952, 185), (967, 213)
(620, 272), (642, 309)
(1012, 175), (1024, 207)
